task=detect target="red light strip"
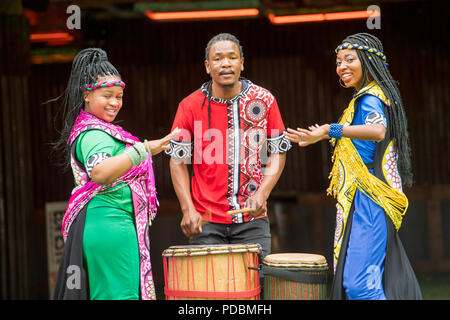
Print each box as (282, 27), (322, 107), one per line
(30, 32), (74, 43)
(145, 8), (259, 21)
(324, 10), (379, 20)
(269, 10), (379, 24)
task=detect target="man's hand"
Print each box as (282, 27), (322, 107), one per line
(245, 192), (267, 218)
(181, 209), (203, 238)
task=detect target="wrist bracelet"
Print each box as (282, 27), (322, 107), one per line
(329, 123), (344, 140)
(144, 139), (152, 156)
(134, 142), (148, 162)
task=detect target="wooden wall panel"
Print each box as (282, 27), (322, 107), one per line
(29, 2), (450, 203)
(0, 13), (33, 299)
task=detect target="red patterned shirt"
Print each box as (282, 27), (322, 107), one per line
(167, 79), (291, 224)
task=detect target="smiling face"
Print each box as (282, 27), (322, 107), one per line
(84, 75), (123, 122)
(204, 40), (244, 88)
(336, 46), (364, 89)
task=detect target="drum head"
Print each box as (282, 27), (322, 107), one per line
(163, 243), (261, 257)
(263, 253), (327, 269)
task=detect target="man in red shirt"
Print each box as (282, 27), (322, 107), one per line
(167, 33), (290, 259)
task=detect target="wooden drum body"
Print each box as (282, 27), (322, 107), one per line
(262, 253), (328, 300)
(163, 243), (261, 300)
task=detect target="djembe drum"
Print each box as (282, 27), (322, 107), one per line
(262, 253), (328, 300)
(162, 243), (261, 300)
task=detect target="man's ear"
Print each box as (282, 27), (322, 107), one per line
(240, 57), (244, 72)
(204, 59), (211, 75)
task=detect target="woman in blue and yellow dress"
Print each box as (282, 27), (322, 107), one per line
(286, 33), (422, 300)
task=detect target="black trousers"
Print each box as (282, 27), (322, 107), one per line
(189, 216), (272, 260)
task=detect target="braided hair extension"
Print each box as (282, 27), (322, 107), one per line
(341, 33), (413, 187)
(52, 48), (122, 169)
(200, 80), (213, 141)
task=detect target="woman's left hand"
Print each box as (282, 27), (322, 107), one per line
(285, 127), (304, 144)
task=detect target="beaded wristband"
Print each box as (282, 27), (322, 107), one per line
(143, 139), (152, 156)
(329, 123), (344, 140)
(124, 142), (148, 166)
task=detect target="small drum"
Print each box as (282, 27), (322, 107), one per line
(162, 243), (261, 300)
(262, 253), (328, 300)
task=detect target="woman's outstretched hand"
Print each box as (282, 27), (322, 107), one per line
(285, 124), (330, 147)
(146, 127), (181, 156)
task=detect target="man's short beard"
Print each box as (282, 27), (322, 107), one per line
(219, 82), (236, 88)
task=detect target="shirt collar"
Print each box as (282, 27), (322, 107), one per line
(200, 78), (252, 104)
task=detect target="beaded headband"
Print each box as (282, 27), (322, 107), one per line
(83, 80), (126, 91)
(335, 43), (388, 66)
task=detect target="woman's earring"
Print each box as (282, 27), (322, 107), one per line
(339, 78), (347, 88)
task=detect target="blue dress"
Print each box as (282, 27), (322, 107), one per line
(342, 94), (388, 300)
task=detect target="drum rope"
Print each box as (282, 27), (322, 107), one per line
(231, 252), (236, 293)
(254, 251), (258, 296)
(189, 255), (196, 291)
(163, 257), (168, 299)
(227, 253), (229, 294)
(205, 254), (209, 293)
(211, 253), (216, 293)
(246, 252), (251, 293)
(174, 256), (180, 295)
(186, 255), (189, 292)
(287, 279), (290, 299)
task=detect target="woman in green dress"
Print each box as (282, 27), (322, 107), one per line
(53, 48), (179, 300)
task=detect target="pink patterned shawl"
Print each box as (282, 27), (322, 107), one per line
(61, 109), (157, 300)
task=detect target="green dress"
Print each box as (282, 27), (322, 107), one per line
(76, 129), (139, 300)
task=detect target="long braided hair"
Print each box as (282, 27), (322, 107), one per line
(340, 32), (413, 187)
(52, 48), (121, 169)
